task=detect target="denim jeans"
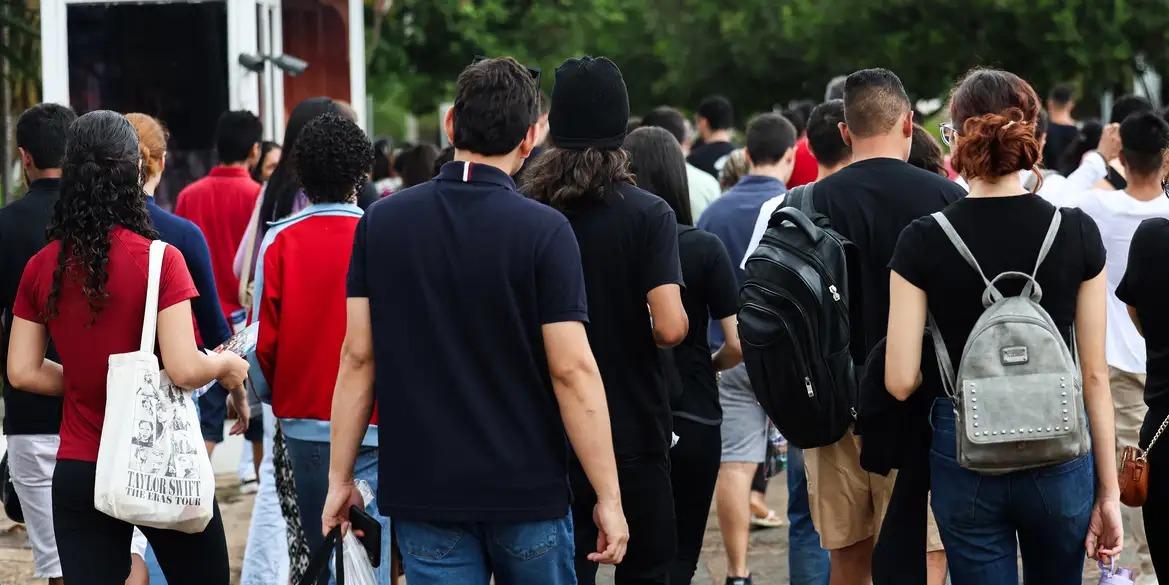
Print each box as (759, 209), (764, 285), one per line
(394, 514), (576, 585)
(787, 446), (830, 585)
(929, 399), (1094, 585)
(284, 437), (390, 585)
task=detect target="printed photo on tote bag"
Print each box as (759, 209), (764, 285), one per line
(94, 240), (216, 533)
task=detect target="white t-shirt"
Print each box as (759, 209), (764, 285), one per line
(686, 162), (722, 222)
(952, 152), (1109, 207)
(740, 193), (787, 269)
(1075, 189), (1169, 373)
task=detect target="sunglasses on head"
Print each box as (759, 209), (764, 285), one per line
(471, 55), (541, 85)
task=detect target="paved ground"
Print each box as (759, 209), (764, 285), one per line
(0, 466), (1143, 585)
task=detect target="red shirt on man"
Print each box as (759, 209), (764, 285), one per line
(14, 228), (197, 462)
(788, 136), (819, 188)
(175, 166), (260, 320)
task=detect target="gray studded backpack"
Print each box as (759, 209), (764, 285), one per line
(928, 210), (1090, 474)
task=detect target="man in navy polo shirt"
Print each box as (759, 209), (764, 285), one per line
(323, 57), (628, 584)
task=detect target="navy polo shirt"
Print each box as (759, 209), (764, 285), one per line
(348, 160), (589, 522)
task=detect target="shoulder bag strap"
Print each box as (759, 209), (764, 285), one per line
(237, 196), (263, 310)
(931, 212), (1004, 304)
(140, 241), (167, 353)
(1023, 210), (1062, 298)
(927, 313), (958, 403)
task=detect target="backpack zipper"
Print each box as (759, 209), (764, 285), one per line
(741, 301), (818, 401)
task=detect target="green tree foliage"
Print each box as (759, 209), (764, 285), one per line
(366, 0), (1169, 130)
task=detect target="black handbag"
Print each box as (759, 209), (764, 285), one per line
(298, 526), (344, 585)
(0, 452), (23, 524)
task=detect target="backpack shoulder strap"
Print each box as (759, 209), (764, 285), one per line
(927, 313), (958, 403)
(931, 212), (1003, 304)
(1030, 210), (1062, 276)
(768, 183), (816, 228)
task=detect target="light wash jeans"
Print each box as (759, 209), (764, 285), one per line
(284, 437), (390, 585)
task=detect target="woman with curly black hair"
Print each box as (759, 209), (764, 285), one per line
(5, 110), (250, 585)
(250, 112), (387, 583)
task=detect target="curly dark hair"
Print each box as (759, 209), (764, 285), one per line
(46, 110), (158, 321)
(294, 112), (374, 204)
(520, 147), (634, 211)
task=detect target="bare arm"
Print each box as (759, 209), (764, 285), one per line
(884, 271), (928, 401)
(711, 316), (742, 371)
(543, 321), (628, 565)
(1077, 272), (1123, 559)
(158, 301), (250, 434)
(647, 283), (687, 348)
(322, 299), (377, 535)
(6, 317), (64, 396)
(158, 301), (247, 392)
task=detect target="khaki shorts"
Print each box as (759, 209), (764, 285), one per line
(804, 431), (943, 552)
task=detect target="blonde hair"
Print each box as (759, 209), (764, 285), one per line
(125, 113), (168, 180)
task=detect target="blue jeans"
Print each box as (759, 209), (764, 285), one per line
(929, 399), (1093, 585)
(395, 514), (576, 585)
(787, 446), (831, 585)
(284, 437), (390, 585)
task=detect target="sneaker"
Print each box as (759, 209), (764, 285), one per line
(239, 478), (259, 494)
(726, 575), (752, 585)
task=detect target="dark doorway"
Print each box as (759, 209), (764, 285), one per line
(67, 2), (229, 207)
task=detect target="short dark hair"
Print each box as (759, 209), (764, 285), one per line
(1035, 109), (1050, 140)
(806, 100), (850, 167)
(1111, 94), (1154, 124)
(453, 57), (539, 156)
(843, 68), (911, 138)
(697, 95), (734, 131)
(1119, 111), (1169, 177)
(908, 124), (946, 177)
(539, 92), (552, 116)
(16, 103), (77, 169)
(1048, 83), (1076, 106)
(215, 110), (262, 164)
(640, 106), (688, 145)
(782, 100), (816, 136)
(393, 143), (439, 189)
(294, 112), (374, 203)
(745, 113), (797, 166)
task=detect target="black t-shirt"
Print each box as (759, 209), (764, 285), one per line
(1044, 122), (1078, 171)
(563, 183), (684, 455)
(890, 195), (1106, 375)
(669, 226), (739, 425)
(813, 158), (966, 361)
(0, 179), (63, 435)
(1116, 217), (1169, 433)
(348, 161), (589, 522)
(687, 141), (736, 179)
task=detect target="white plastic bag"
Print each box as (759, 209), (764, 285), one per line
(342, 530), (376, 585)
(94, 241), (215, 533)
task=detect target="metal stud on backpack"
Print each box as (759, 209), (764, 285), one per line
(928, 210), (1090, 474)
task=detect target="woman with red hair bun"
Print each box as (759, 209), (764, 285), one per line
(883, 69), (1124, 584)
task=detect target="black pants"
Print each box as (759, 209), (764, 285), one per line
(571, 451), (676, 585)
(669, 418), (721, 585)
(1146, 412), (1169, 580)
(52, 459), (230, 585)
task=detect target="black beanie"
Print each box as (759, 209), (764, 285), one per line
(549, 57), (630, 151)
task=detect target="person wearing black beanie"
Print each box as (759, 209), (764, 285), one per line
(523, 56), (689, 585)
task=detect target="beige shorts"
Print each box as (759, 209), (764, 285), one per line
(804, 431), (943, 552)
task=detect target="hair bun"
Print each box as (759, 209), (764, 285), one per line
(952, 107), (1041, 180)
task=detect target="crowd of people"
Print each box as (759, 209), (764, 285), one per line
(0, 52), (1167, 585)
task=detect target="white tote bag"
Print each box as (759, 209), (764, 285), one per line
(94, 240), (216, 533)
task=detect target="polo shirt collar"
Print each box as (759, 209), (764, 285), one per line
(437, 161), (517, 191)
(209, 165), (251, 178)
(27, 177), (61, 193)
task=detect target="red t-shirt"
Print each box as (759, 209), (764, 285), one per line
(13, 228), (197, 462)
(175, 166), (260, 320)
(788, 136), (819, 188)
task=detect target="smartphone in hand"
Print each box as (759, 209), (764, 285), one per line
(348, 505), (382, 568)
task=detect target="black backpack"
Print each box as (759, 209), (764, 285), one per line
(739, 182), (860, 449)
